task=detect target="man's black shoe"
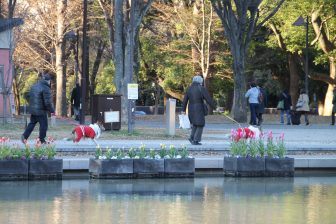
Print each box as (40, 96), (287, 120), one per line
(188, 138), (193, 144)
(192, 141), (202, 145)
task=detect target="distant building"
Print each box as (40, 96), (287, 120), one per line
(0, 18), (23, 120)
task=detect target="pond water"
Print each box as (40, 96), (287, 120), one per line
(0, 177), (335, 224)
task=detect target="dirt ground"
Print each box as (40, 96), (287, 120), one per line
(0, 113), (331, 140)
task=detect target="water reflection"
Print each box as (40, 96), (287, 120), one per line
(0, 177), (335, 224)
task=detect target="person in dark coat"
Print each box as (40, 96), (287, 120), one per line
(279, 90), (292, 125)
(331, 88), (336, 125)
(71, 83), (81, 121)
(21, 73), (55, 144)
(256, 84), (267, 126)
(182, 75), (215, 145)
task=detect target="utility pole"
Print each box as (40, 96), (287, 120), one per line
(80, 0), (88, 124)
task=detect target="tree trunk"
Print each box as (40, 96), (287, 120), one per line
(12, 76), (20, 115)
(191, 1), (200, 72)
(55, 0), (67, 116)
(288, 53), (300, 105)
(230, 43), (247, 122)
(121, 19), (135, 123)
(90, 41), (105, 98)
(311, 10), (335, 115)
(114, 0), (124, 94)
(323, 58), (336, 115)
(154, 83), (160, 115)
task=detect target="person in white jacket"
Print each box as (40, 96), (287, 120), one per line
(296, 89), (310, 125)
(245, 82), (259, 126)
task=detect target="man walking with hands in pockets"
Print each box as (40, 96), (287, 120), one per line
(21, 72), (55, 144)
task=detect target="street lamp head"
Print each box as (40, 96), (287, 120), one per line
(293, 16), (306, 26)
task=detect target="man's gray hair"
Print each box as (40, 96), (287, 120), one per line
(192, 75), (203, 84)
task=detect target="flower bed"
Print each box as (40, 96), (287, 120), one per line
(89, 144), (194, 179)
(0, 137), (29, 180)
(0, 137), (62, 180)
(224, 128), (294, 177)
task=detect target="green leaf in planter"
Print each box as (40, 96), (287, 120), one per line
(32, 146), (46, 159)
(128, 148), (136, 158)
(168, 145), (177, 158)
(24, 144), (31, 159)
(257, 139), (265, 158)
(230, 140), (247, 157)
(11, 148), (24, 159)
(0, 145), (11, 160)
(149, 149), (156, 159)
(116, 149), (125, 159)
(95, 147), (103, 159)
(159, 144), (167, 158)
(266, 139), (276, 158)
(248, 140), (259, 158)
(179, 145), (189, 158)
(105, 148), (113, 159)
(138, 144), (147, 159)
(276, 137), (286, 158)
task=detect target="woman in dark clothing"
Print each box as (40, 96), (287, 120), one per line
(182, 75), (215, 145)
(256, 85), (267, 126)
(279, 90), (292, 125)
(71, 83), (81, 121)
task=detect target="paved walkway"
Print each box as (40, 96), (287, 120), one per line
(9, 122), (336, 152)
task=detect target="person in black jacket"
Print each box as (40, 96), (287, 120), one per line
(71, 83), (81, 121)
(21, 73), (55, 144)
(182, 75), (215, 145)
(279, 90), (292, 125)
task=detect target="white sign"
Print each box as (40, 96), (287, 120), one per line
(127, 83), (138, 100)
(104, 111), (120, 123)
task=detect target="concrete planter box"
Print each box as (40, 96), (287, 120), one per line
(265, 157), (294, 177)
(89, 159), (134, 179)
(0, 160), (29, 180)
(224, 157), (265, 177)
(164, 158), (195, 177)
(133, 159), (164, 178)
(29, 159), (63, 180)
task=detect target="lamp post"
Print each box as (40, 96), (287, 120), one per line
(293, 15), (309, 95)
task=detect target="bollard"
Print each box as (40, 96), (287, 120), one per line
(166, 98), (176, 136)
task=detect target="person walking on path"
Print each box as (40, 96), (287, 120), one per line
(71, 83), (81, 121)
(331, 88), (336, 125)
(279, 90), (292, 125)
(245, 82), (259, 126)
(296, 89), (310, 125)
(256, 84), (267, 126)
(182, 75), (215, 145)
(21, 73), (55, 144)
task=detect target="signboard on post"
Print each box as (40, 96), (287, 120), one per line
(104, 111), (120, 123)
(127, 83), (138, 100)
